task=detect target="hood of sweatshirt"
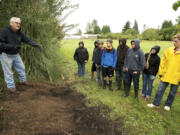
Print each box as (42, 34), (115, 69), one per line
(94, 40), (99, 48)
(119, 38), (127, 47)
(151, 45), (160, 55)
(131, 39), (140, 50)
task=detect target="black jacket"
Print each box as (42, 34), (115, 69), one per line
(117, 38), (129, 67)
(74, 47), (89, 63)
(92, 40), (99, 63)
(143, 46), (160, 76)
(0, 26), (39, 54)
(94, 47), (104, 65)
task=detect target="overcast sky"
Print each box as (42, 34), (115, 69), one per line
(66, 0), (180, 34)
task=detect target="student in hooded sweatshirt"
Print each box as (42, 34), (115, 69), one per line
(123, 39), (145, 101)
(147, 34), (180, 111)
(94, 40), (104, 86)
(74, 41), (89, 77)
(101, 39), (117, 91)
(115, 38), (129, 91)
(142, 46), (160, 100)
(90, 40), (99, 80)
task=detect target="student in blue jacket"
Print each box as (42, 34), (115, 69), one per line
(101, 39), (117, 91)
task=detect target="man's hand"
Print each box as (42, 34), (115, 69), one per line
(133, 71), (138, 74)
(123, 67), (128, 72)
(14, 45), (21, 49)
(34, 45), (43, 52)
(95, 64), (101, 69)
(84, 60), (88, 63)
(151, 75), (156, 80)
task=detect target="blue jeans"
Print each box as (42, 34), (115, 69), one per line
(153, 81), (179, 107)
(116, 66), (125, 79)
(142, 73), (154, 97)
(125, 70), (140, 91)
(77, 62), (85, 77)
(1, 53), (26, 88)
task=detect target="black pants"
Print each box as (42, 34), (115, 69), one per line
(125, 70), (140, 91)
(91, 63), (96, 72)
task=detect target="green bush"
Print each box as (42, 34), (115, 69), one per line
(142, 28), (160, 41)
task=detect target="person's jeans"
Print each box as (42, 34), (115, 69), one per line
(125, 70), (140, 91)
(116, 66), (125, 79)
(77, 62), (85, 77)
(1, 53), (26, 88)
(142, 73), (154, 97)
(153, 81), (179, 107)
(96, 65), (102, 85)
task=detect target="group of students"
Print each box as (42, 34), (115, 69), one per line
(74, 35), (180, 111)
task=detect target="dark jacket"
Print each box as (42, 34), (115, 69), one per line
(0, 25), (39, 54)
(92, 40), (99, 63)
(143, 46), (160, 76)
(116, 38), (129, 67)
(124, 39), (145, 72)
(94, 47), (104, 65)
(101, 48), (117, 68)
(74, 46), (89, 63)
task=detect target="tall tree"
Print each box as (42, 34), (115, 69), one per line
(132, 20), (139, 34)
(176, 16), (180, 25)
(161, 20), (173, 29)
(85, 22), (93, 34)
(76, 28), (82, 35)
(92, 20), (101, 34)
(86, 19), (101, 34)
(122, 21), (131, 33)
(101, 25), (111, 34)
(94, 26), (101, 34)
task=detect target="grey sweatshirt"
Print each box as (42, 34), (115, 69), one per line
(124, 39), (145, 72)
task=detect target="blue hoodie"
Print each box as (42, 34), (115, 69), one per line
(101, 48), (117, 68)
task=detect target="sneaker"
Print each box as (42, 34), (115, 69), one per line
(8, 88), (16, 93)
(89, 76), (93, 80)
(145, 96), (151, 101)
(8, 88), (19, 94)
(123, 93), (129, 97)
(141, 94), (145, 98)
(147, 103), (159, 108)
(164, 106), (170, 111)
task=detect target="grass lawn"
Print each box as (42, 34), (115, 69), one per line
(59, 39), (180, 135)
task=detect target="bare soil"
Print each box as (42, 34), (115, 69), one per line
(0, 82), (123, 135)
